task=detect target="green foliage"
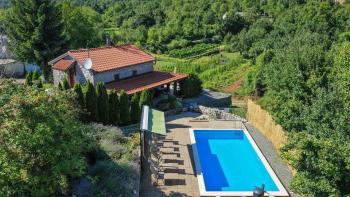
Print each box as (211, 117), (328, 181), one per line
(74, 83), (85, 107)
(139, 89), (152, 108)
(108, 90), (120, 125)
(85, 82), (97, 121)
(6, 0), (66, 80)
(84, 124), (139, 196)
(180, 74), (202, 98)
(130, 94), (140, 124)
(59, 2), (103, 49)
(119, 90), (130, 125)
(0, 79), (89, 196)
(25, 72), (33, 86)
(62, 78), (71, 90)
(96, 82), (109, 124)
(58, 82), (63, 90)
(31, 71), (40, 81)
(168, 43), (219, 58)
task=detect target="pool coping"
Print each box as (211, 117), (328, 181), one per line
(189, 127), (289, 197)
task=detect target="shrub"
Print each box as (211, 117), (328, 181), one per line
(130, 94), (140, 124)
(168, 43), (218, 58)
(62, 78), (70, 90)
(0, 79), (89, 196)
(58, 82), (63, 90)
(180, 74), (202, 98)
(25, 72), (33, 85)
(74, 84), (84, 108)
(119, 90), (130, 125)
(32, 71), (40, 81)
(139, 89), (152, 108)
(85, 82), (97, 121)
(96, 82), (109, 124)
(108, 90), (120, 125)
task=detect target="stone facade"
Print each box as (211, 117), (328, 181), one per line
(53, 69), (67, 85)
(52, 61), (154, 86)
(92, 62), (153, 85)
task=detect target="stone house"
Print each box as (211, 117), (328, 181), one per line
(49, 44), (188, 94)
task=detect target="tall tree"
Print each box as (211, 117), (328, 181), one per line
(85, 82), (97, 121)
(108, 90), (120, 125)
(119, 90), (130, 125)
(6, 0), (66, 80)
(96, 82), (109, 124)
(130, 93), (140, 124)
(139, 89), (152, 107)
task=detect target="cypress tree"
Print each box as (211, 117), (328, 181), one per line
(58, 83), (63, 90)
(74, 84), (84, 108)
(32, 71), (40, 81)
(7, 0), (66, 80)
(119, 90), (130, 125)
(139, 89), (152, 108)
(108, 90), (120, 125)
(96, 82), (109, 124)
(85, 82), (97, 121)
(130, 93), (141, 124)
(25, 72), (33, 86)
(62, 78), (70, 90)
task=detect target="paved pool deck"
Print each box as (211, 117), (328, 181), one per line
(140, 112), (295, 197)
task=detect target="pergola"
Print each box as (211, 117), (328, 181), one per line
(105, 71), (188, 95)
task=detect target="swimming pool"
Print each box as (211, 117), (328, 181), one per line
(189, 128), (289, 196)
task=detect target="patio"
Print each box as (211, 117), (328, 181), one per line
(140, 112), (295, 197)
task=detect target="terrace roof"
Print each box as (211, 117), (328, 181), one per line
(105, 71), (188, 94)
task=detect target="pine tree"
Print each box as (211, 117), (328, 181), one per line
(25, 72), (33, 86)
(7, 0), (66, 80)
(85, 82), (97, 121)
(62, 78), (70, 90)
(130, 94), (141, 124)
(139, 90), (152, 108)
(119, 90), (130, 125)
(96, 82), (109, 124)
(74, 84), (84, 108)
(108, 90), (120, 125)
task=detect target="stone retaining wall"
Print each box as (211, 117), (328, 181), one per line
(195, 105), (247, 122)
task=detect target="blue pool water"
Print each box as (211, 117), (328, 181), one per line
(194, 129), (279, 192)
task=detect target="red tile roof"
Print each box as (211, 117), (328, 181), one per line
(105, 71), (188, 94)
(52, 59), (75, 71)
(68, 44), (155, 72)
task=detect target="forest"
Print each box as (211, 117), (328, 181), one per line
(1, 0), (350, 196)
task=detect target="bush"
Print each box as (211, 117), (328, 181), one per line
(74, 83), (85, 108)
(25, 72), (33, 85)
(180, 74), (202, 98)
(85, 82), (97, 121)
(62, 78), (70, 90)
(130, 94), (140, 124)
(168, 43), (218, 58)
(0, 79), (89, 196)
(119, 90), (130, 125)
(139, 89), (152, 108)
(32, 71), (40, 81)
(96, 82), (109, 124)
(108, 90), (120, 125)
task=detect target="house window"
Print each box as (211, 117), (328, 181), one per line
(114, 74), (120, 81)
(132, 70), (137, 76)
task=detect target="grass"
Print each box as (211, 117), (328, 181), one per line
(154, 51), (253, 92)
